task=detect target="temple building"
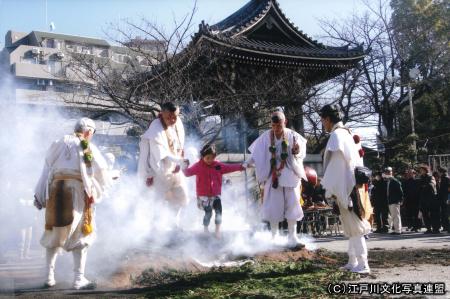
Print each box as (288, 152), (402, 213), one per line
(193, 0), (365, 83)
(187, 0), (366, 151)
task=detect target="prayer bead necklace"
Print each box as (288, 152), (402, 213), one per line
(269, 129), (288, 189)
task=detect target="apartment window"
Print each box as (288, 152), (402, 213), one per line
(54, 40), (61, 50)
(54, 84), (69, 93)
(114, 54), (131, 63)
(21, 57), (38, 64)
(46, 39), (55, 48)
(48, 60), (62, 75)
(100, 49), (109, 57)
(93, 47), (108, 57)
(81, 46), (92, 54)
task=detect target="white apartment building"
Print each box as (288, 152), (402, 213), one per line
(0, 30), (159, 169)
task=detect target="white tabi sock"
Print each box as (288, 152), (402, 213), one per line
(350, 236), (370, 274)
(270, 221), (279, 238)
(287, 220), (304, 247)
(45, 247), (58, 287)
(73, 247), (95, 290)
(340, 238), (357, 270)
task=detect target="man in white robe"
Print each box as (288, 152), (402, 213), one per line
(319, 104), (371, 274)
(34, 118), (112, 289)
(246, 111), (307, 247)
(137, 102), (188, 227)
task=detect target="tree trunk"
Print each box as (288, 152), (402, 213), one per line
(284, 102), (304, 134)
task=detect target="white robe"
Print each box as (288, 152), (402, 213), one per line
(248, 129), (307, 222)
(34, 135), (112, 250)
(321, 122), (371, 237)
(137, 117), (188, 207)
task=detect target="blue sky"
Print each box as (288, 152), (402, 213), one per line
(0, 0), (368, 45)
(0, 0), (377, 143)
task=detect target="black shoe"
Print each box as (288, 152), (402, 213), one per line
(390, 232), (401, 235)
(424, 230), (433, 234)
(374, 229), (382, 233)
(431, 230), (441, 234)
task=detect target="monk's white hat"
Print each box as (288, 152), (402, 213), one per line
(74, 117), (96, 133)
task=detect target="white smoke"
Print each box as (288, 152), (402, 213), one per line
(0, 75), (87, 288)
(88, 135), (317, 284)
(0, 76), (315, 289)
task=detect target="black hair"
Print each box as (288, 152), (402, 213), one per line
(200, 144), (217, 157)
(271, 115), (281, 123)
(438, 166), (448, 174)
(161, 102), (179, 112)
(319, 104), (342, 124)
(418, 164), (429, 171)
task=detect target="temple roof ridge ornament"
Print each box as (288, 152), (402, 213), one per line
(209, 0), (328, 48)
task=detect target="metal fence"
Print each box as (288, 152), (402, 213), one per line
(428, 154), (450, 171)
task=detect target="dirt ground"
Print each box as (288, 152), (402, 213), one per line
(1, 232), (449, 298)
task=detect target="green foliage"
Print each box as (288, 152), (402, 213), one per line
(135, 260), (358, 298)
(391, 0), (450, 159)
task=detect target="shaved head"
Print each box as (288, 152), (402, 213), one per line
(271, 110), (286, 137)
(271, 111), (286, 121)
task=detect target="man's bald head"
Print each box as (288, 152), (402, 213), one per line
(271, 111), (286, 123)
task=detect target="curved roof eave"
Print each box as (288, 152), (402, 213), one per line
(196, 35), (365, 61)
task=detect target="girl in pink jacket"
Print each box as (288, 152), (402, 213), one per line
(183, 144), (245, 239)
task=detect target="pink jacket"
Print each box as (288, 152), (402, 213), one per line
(183, 159), (244, 197)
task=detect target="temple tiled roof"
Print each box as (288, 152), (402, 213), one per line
(209, 0), (271, 35)
(194, 0), (365, 64)
(209, 0), (325, 48)
(199, 34), (365, 60)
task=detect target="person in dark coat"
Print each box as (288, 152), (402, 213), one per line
(417, 165), (437, 234)
(402, 169), (421, 232)
(371, 172), (389, 233)
(384, 167), (404, 234)
(437, 167), (450, 233)
(312, 178), (327, 205)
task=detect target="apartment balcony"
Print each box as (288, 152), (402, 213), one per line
(12, 62), (59, 80)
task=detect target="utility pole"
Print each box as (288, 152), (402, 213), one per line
(407, 81), (417, 162)
(408, 68), (420, 163)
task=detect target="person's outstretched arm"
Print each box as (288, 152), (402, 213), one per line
(219, 162), (245, 174)
(183, 161), (200, 177)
